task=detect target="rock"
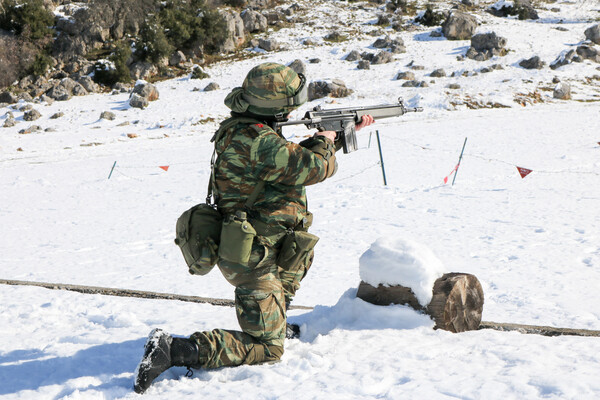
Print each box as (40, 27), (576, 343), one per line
(288, 59), (306, 75)
(100, 111), (116, 120)
(46, 84), (72, 101)
(361, 52), (375, 62)
(447, 83), (461, 89)
(553, 82), (571, 100)
(372, 35), (405, 49)
(39, 95), (54, 105)
(488, 0), (539, 20)
(396, 71), (416, 80)
(576, 45), (600, 63)
(307, 80), (354, 101)
(345, 50), (361, 61)
(430, 68), (446, 77)
(219, 10), (246, 53)
(50, 112), (64, 119)
(442, 11), (478, 40)
(357, 60), (371, 70)
(18, 92), (34, 102)
(23, 109), (42, 121)
(519, 56), (545, 69)
(466, 32), (508, 61)
(132, 81), (159, 101)
(78, 76), (99, 93)
(372, 51), (393, 64)
(0, 91), (18, 104)
(550, 49), (577, 70)
(19, 105), (34, 112)
(130, 61), (158, 80)
(169, 51), (187, 66)
(258, 38), (280, 52)
(585, 24), (600, 45)
(204, 82), (220, 91)
(402, 80), (428, 88)
(19, 125), (42, 134)
(241, 9), (268, 33)
(3, 117), (17, 128)
(113, 82), (131, 93)
(72, 83), (88, 96)
(308, 58), (320, 64)
(129, 93), (149, 109)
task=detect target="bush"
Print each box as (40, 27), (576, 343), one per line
(135, 15), (174, 63)
(29, 51), (53, 76)
(0, 34), (39, 87)
(415, 5), (444, 26)
(0, 0), (55, 41)
(134, 0), (227, 62)
(93, 41), (133, 86)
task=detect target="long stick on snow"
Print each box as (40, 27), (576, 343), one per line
(2, 278), (600, 337)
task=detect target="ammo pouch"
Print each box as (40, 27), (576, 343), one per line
(218, 211), (257, 265)
(174, 203), (223, 275)
(276, 230), (319, 272)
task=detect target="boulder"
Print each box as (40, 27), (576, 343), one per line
(132, 81), (159, 102)
(550, 49), (580, 70)
(345, 50), (361, 61)
(553, 82), (571, 100)
(466, 32), (508, 61)
(130, 61), (158, 80)
(78, 76), (99, 93)
(219, 10), (245, 53)
(288, 59), (306, 76)
(3, 117), (17, 127)
(129, 93), (149, 109)
(576, 45), (600, 63)
(357, 60), (371, 70)
(204, 82), (220, 91)
(402, 80), (429, 88)
(488, 0), (539, 20)
(100, 111), (116, 120)
(441, 11), (478, 40)
(396, 71), (416, 80)
(23, 109), (42, 121)
(307, 79), (353, 101)
(519, 56), (545, 69)
(169, 51), (187, 66)
(585, 24), (600, 45)
(430, 68), (447, 77)
(258, 38), (280, 52)
(0, 91), (18, 104)
(371, 51), (393, 65)
(241, 9), (268, 33)
(72, 83), (88, 96)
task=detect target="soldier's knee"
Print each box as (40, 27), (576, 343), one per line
(266, 344), (284, 361)
(243, 343), (283, 365)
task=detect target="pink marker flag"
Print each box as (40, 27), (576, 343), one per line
(443, 165), (459, 184)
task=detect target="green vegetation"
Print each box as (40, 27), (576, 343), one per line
(93, 41), (133, 86)
(0, 0), (55, 40)
(415, 4), (444, 26)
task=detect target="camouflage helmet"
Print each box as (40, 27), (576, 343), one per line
(224, 62), (307, 117)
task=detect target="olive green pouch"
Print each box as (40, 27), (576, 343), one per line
(276, 230), (319, 271)
(218, 211), (257, 265)
(174, 203), (222, 275)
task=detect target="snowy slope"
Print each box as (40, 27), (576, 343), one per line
(1, 0), (600, 398)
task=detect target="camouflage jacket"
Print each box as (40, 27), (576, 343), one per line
(213, 116), (333, 235)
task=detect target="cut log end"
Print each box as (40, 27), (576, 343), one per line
(356, 273), (484, 333)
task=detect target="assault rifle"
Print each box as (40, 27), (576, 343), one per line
(273, 98), (423, 153)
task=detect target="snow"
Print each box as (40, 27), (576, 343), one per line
(1, 0), (600, 398)
(359, 238), (445, 306)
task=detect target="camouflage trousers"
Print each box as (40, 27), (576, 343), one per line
(190, 240), (312, 369)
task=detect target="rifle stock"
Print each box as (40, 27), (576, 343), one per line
(274, 98), (423, 153)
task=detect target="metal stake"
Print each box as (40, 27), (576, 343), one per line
(376, 130), (387, 186)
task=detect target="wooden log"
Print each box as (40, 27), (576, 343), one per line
(356, 272), (484, 333)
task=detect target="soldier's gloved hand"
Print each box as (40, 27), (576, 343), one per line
(356, 114), (374, 131)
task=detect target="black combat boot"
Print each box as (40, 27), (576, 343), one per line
(285, 301), (301, 339)
(134, 329), (200, 394)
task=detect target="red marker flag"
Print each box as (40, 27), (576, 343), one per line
(159, 166), (169, 171)
(516, 166), (532, 178)
(443, 165), (459, 184)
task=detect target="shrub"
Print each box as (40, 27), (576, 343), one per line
(415, 5), (444, 26)
(93, 41), (133, 86)
(135, 16), (174, 63)
(29, 51), (53, 76)
(0, 0), (55, 41)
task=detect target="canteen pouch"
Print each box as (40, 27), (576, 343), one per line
(276, 230), (319, 272)
(174, 203), (222, 275)
(218, 211), (257, 265)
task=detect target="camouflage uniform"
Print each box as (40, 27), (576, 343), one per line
(134, 63), (337, 393)
(190, 63), (337, 368)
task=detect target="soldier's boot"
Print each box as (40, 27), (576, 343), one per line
(134, 329), (200, 394)
(285, 301), (301, 339)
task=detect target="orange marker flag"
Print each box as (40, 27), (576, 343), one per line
(159, 166), (169, 172)
(516, 166), (532, 178)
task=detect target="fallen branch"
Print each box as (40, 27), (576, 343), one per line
(2, 278), (599, 336)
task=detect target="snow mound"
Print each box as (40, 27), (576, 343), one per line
(359, 238), (446, 306)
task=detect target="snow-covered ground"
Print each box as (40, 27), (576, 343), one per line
(1, 0), (600, 398)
